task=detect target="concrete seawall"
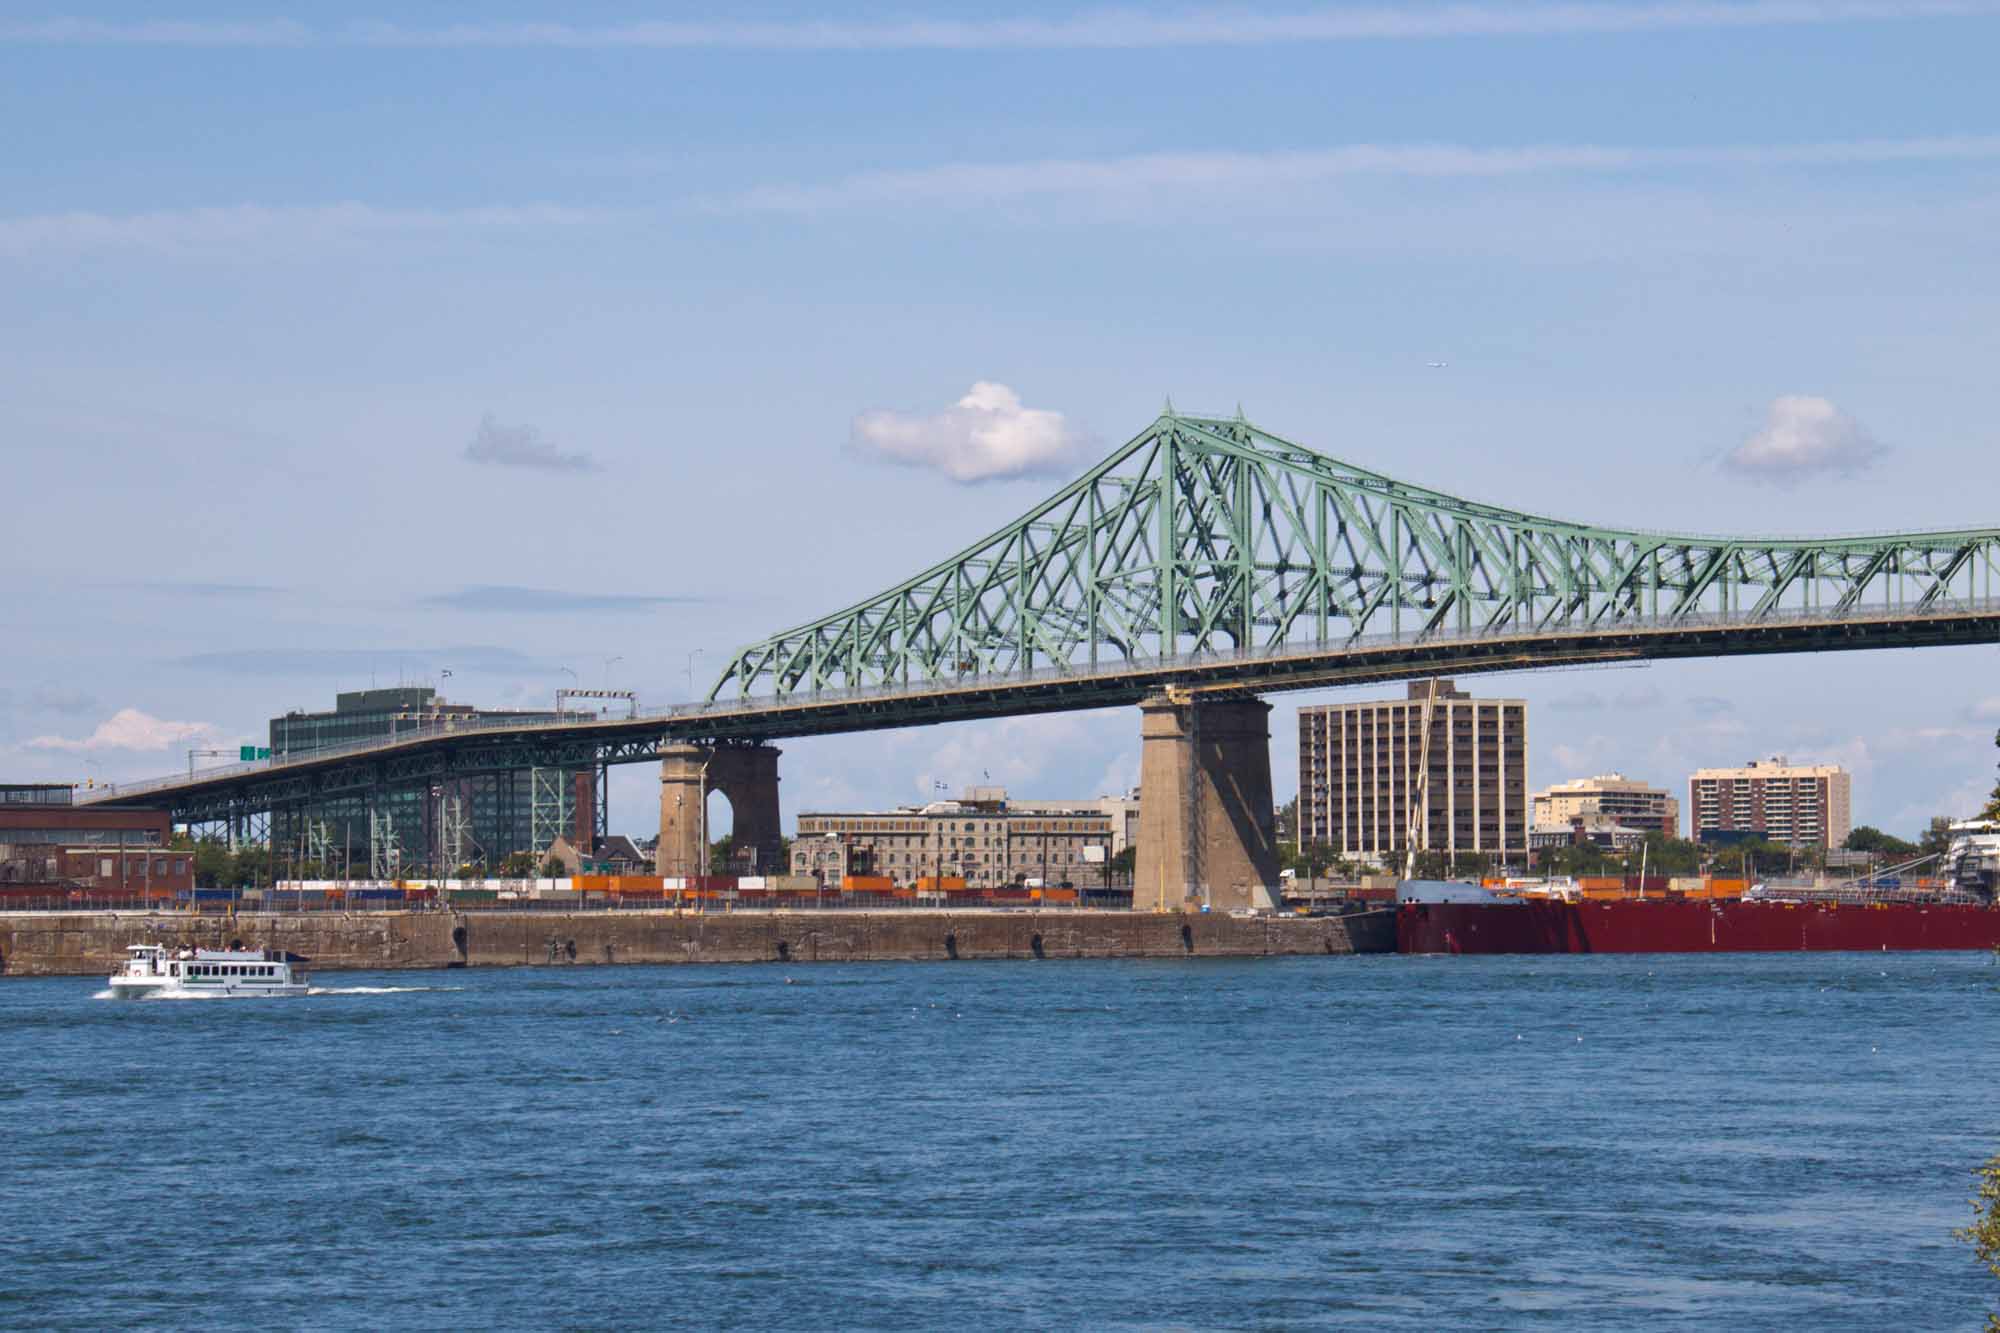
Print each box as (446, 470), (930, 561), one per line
(0, 908), (1395, 978)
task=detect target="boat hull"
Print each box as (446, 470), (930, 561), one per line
(1398, 899), (2000, 954)
(106, 976), (309, 999)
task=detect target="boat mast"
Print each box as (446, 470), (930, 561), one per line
(1405, 678), (1441, 882)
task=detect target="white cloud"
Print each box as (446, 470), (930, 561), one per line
(721, 136), (2000, 214)
(11, 4), (2000, 50)
(1722, 395), (1889, 485)
(1548, 743), (1602, 772)
(463, 415), (600, 473)
(0, 202), (609, 260)
(1969, 698), (2000, 722)
(26, 708), (213, 753)
(849, 382), (1092, 484)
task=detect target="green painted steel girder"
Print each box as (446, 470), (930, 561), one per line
(711, 409), (2000, 701)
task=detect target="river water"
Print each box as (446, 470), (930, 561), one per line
(4, 952), (1997, 1329)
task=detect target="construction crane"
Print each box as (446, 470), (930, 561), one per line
(1404, 678), (1442, 881)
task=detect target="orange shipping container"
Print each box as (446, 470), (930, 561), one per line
(842, 874), (894, 892)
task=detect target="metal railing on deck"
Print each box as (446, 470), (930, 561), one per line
(79, 594), (2000, 805)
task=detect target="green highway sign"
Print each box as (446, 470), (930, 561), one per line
(239, 746), (271, 761)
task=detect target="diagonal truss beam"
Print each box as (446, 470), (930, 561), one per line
(711, 409), (2000, 702)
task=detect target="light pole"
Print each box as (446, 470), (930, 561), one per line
(684, 649), (704, 703)
(557, 666), (577, 718)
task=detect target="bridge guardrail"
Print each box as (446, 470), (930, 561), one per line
(80, 594), (2000, 804)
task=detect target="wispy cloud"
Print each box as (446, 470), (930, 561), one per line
(138, 580), (285, 598)
(26, 707), (212, 753)
(721, 135), (2000, 213)
(424, 585), (700, 613)
(0, 202), (609, 259)
(173, 645), (555, 676)
(850, 382), (1093, 484)
(1722, 396), (1889, 485)
(463, 415), (599, 473)
(30, 686), (99, 717)
(10, 4), (2000, 50)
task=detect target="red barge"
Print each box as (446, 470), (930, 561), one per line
(1398, 897), (2000, 954)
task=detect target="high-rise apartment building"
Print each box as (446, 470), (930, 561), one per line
(1532, 774), (1680, 838)
(1298, 679), (1528, 864)
(1688, 757), (1852, 847)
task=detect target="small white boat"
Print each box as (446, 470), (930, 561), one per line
(108, 944), (310, 999)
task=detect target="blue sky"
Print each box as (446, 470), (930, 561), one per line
(5, 1), (1998, 840)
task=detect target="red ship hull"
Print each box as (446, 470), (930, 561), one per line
(1398, 899), (2000, 954)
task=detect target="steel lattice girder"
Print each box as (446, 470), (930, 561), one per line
(710, 409), (2000, 700)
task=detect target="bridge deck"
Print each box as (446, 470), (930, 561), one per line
(83, 597), (2000, 819)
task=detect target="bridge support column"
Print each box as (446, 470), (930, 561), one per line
(1135, 693), (1281, 913)
(656, 743), (784, 878)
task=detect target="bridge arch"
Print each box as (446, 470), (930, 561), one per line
(655, 743), (782, 878)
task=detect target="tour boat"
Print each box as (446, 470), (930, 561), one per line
(107, 944), (310, 998)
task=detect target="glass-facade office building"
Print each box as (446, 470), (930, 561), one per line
(269, 688), (596, 875)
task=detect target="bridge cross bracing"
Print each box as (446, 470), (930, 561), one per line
(81, 408), (2000, 833)
(712, 409), (2000, 702)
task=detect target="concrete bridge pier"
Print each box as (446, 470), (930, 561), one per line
(656, 743), (783, 877)
(1134, 692), (1282, 913)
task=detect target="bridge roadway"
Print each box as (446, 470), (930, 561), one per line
(81, 597), (2000, 825)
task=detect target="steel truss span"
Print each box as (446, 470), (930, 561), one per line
(81, 406), (1998, 825)
(711, 409), (2000, 702)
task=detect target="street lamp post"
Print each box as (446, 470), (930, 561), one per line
(685, 649), (705, 703)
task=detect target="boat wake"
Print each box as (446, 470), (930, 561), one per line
(306, 985), (462, 996)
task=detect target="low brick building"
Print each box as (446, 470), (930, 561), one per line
(0, 784), (192, 897)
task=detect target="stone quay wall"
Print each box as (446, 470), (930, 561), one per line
(0, 908), (1395, 978)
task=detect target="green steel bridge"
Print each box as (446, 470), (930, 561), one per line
(84, 408), (2000, 827)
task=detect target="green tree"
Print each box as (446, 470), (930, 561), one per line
(1274, 796), (1299, 850)
(1640, 833), (1703, 875)
(498, 851), (538, 877)
(1283, 839), (1338, 878)
(1110, 845), (1136, 884)
(1958, 1152), (2000, 1331)
(228, 846), (271, 887)
(1845, 825), (1919, 858)
(1922, 816), (1958, 857)
(192, 838), (232, 888)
